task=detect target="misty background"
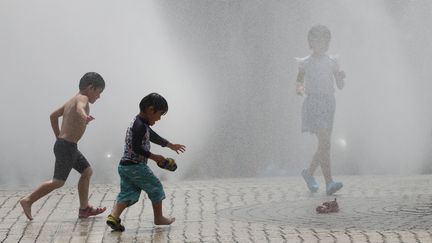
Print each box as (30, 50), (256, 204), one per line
(1, 0), (432, 187)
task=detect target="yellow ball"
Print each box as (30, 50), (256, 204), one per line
(166, 158), (175, 165)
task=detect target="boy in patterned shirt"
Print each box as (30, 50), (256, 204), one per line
(106, 93), (186, 231)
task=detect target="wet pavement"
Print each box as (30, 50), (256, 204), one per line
(1, 175), (432, 242)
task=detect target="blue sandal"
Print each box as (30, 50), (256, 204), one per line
(326, 181), (343, 195)
(301, 169), (319, 192)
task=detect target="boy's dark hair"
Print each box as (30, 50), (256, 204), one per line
(308, 24), (331, 43)
(79, 72), (105, 91)
(139, 93), (168, 115)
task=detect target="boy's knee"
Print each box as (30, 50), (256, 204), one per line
(52, 179), (65, 188)
(81, 167), (93, 179)
(149, 190), (166, 203)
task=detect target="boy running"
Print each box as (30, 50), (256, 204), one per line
(106, 93), (186, 231)
(20, 72), (107, 220)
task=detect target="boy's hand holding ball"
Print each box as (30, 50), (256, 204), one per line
(157, 158), (177, 172)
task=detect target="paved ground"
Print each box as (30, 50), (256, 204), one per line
(1, 175), (432, 242)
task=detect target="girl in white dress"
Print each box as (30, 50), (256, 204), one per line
(296, 25), (345, 195)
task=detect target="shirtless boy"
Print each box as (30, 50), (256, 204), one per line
(20, 72), (107, 220)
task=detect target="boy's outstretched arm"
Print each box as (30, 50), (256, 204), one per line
(149, 128), (169, 147)
(76, 96), (94, 124)
(167, 143), (186, 154)
(50, 105), (64, 138)
(149, 128), (186, 154)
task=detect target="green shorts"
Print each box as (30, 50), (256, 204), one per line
(116, 163), (165, 206)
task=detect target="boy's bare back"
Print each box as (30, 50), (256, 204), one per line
(54, 94), (91, 143)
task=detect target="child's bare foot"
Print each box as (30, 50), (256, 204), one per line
(20, 198), (33, 220)
(154, 216), (175, 225)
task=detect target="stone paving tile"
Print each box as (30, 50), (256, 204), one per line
(1, 175), (432, 242)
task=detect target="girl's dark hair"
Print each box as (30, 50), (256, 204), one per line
(79, 72), (105, 91)
(308, 24), (331, 43)
(139, 93), (168, 115)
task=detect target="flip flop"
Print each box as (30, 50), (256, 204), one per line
(78, 205), (107, 218)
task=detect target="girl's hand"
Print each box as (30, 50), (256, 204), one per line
(168, 143), (186, 154)
(296, 84), (305, 96)
(335, 71), (346, 90)
(335, 71), (346, 81)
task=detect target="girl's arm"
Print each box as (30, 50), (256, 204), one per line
(332, 56), (345, 90)
(296, 69), (305, 96)
(335, 71), (345, 90)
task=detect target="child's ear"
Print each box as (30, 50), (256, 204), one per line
(84, 85), (95, 92)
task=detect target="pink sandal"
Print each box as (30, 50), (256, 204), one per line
(78, 205), (107, 218)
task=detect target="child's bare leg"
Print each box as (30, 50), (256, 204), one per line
(111, 202), (128, 219)
(308, 130), (331, 175)
(152, 201), (175, 225)
(307, 153), (320, 176)
(106, 202), (127, 232)
(317, 130), (332, 184)
(78, 167), (92, 209)
(20, 179), (65, 220)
